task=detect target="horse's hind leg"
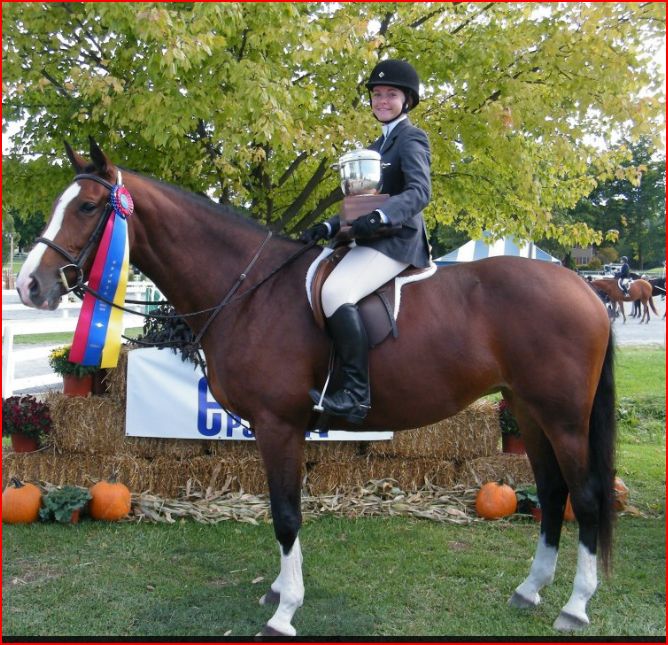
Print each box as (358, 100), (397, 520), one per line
(550, 437), (601, 631)
(254, 422), (305, 637)
(540, 422), (607, 630)
(509, 411), (567, 609)
(509, 402), (602, 630)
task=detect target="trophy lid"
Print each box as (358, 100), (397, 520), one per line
(338, 149), (381, 165)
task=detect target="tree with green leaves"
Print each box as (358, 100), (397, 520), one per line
(3, 2), (665, 248)
(543, 139), (665, 269)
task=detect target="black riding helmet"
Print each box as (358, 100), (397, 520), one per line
(365, 59), (420, 112)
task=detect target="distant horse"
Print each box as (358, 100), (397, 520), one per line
(631, 277), (665, 318)
(590, 278), (657, 323)
(17, 140), (616, 636)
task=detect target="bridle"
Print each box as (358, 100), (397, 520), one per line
(35, 173), (120, 296)
(35, 171), (318, 339)
(35, 169), (318, 428)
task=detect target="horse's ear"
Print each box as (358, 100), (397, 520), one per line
(64, 141), (88, 173)
(88, 136), (111, 176)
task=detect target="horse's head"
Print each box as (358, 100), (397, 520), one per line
(16, 138), (121, 309)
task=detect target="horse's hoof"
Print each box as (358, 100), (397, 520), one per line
(553, 610), (589, 631)
(256, 623), (295, 637)
(508, 591), (540, 609)
(259, 589), (280, 606)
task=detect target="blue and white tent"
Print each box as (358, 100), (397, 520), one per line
(434, 232), (561, 266)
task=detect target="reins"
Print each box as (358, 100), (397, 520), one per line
(74, 232), (317, 334)
(42, 171), (319, 344)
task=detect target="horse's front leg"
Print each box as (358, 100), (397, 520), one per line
(254, 421), (305, 637)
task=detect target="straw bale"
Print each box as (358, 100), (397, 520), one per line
(367, 400), (499, 461)
(47, 393), (126, 455)
(122, 437), (208, 460)
(2, 450), (270, 497)
(456, 454), (534, 488)
(3, 450), (121, 489)
(46, 391), (210, 459)
(148, 455), (268, 497)
(104, 344), (131, 400)
(303, 440), (364, 463)
(204, 440), (259, 459)
(305, 456), (458, 495)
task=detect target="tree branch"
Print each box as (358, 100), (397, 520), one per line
(450, 3), (495, 35)
(277, 152), (308, 188)
(286, 185), (344, 235)
(274, 157), (331, 231)
(40, 70), (73, 99)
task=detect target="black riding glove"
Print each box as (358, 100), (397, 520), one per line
(352, 211), (383, 239)
(300, 223), (330, 244)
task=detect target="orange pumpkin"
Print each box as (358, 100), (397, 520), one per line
(475, 481), (517, 519)
(2, 478), (42, 524)
(89, 476), (131, 521)
(564, 479), (628, 520)
(564, 495), (576, 522)
(614, 476), (629, 511)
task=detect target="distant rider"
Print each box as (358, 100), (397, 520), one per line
(615, 256), (631, 296)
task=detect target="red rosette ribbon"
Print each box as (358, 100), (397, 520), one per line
(110, 185), (134, 218)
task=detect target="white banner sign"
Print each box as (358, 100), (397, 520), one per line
(125, 348), (393, 442)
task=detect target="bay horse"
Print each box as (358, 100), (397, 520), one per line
(632, 277), (665, 319)
(17, 140), (616, 636)
(589, 278), (657, 323)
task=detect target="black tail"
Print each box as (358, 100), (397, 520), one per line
(589, 328), (616, 575)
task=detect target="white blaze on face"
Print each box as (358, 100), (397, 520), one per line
(16, 182), (81, 306)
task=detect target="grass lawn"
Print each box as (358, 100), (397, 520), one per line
(14, 328), (144, 345)
(2, 347), (665, 638)
(2, 513), (664, 638)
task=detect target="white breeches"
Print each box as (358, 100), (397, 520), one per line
(321, 245), (409, 318)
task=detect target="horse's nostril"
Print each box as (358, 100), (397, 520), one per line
(28, 276), (40, 298)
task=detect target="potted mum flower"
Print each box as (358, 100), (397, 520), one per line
(2, 395), (52, 452)
(498, 399), (526, 454)
(39, 485), (91, 524)
(48, 345), (99, 396)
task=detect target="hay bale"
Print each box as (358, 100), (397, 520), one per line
(2, 449), (122, 489)
(367, 400), (499, 461)
(104, 344), (131, 400)
(204, 440), (259, 459)
(303, 440), (365, 464)
(147, 455), (268, 497)
(305, 456), (458, 495)
(46, 392), (209, 459)
(123, 437), (208, 460)
(456, 454), (534, 488)
(47, 393), (127, 455)
(2, 450), (270, 497)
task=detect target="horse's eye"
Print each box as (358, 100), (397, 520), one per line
(79, 202), (97, 214)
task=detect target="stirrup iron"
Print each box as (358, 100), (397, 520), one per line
(312, 348), (336, 412)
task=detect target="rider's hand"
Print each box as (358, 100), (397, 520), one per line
(351, 211), (383, 239)
(300, 223), (330, 244)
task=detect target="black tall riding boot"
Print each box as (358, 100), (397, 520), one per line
(309, 303), (370, 423)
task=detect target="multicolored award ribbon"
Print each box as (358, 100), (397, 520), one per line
(69, 185), (133, 368)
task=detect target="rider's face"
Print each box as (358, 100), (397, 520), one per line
(371, 85), (405, 122)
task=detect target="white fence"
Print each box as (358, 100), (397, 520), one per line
(2, 282), (158, 398)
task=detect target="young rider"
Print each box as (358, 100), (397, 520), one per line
(301, 59), (432, 423)
(616, 256), (631, 295)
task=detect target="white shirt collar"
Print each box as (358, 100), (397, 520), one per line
(381, 114), (407, 140)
